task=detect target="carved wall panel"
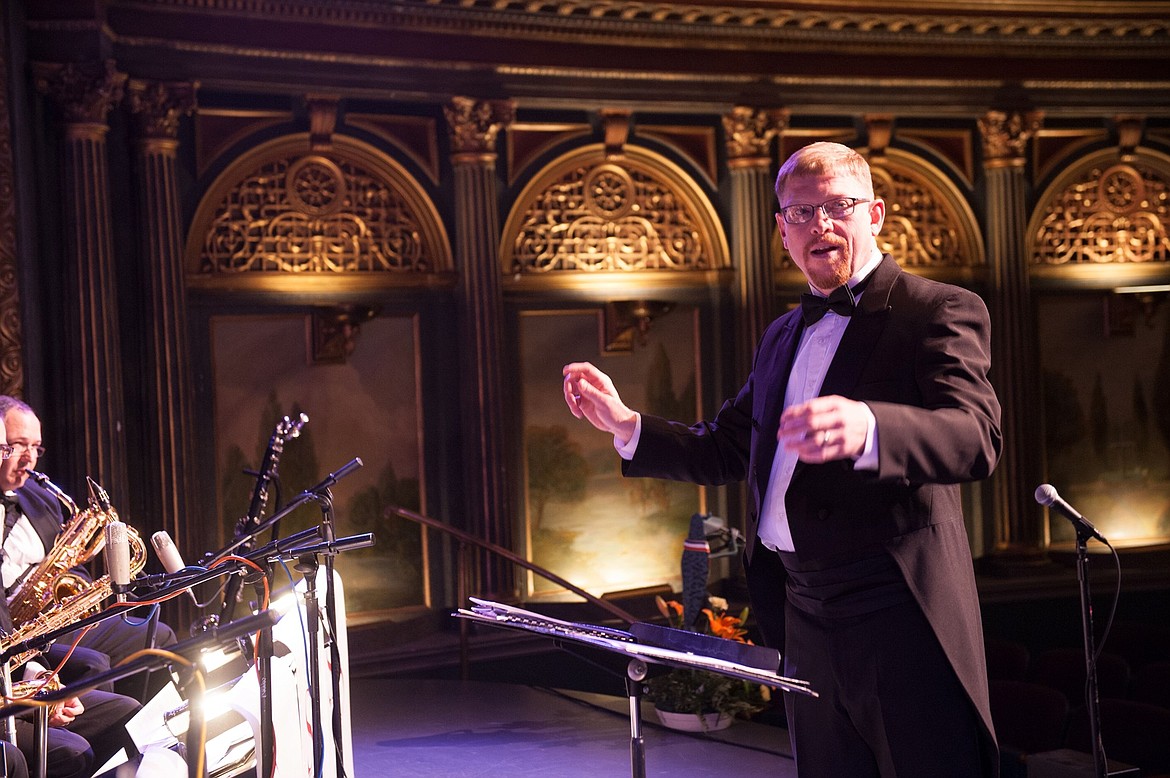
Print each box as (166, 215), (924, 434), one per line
(775, 146), (984, 274)
(186, 133), (451, 289)
(1029, 149), (1170, 266)
(501, 144), (728, 279)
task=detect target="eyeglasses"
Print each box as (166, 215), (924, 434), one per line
(6, 443), (45, 458)
(779, 197), (871, 225)
(0, 445), (10, 460)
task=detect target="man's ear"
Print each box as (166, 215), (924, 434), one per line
(868, 198), (886, 235)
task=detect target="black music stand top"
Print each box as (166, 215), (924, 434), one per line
(455, 597), (816, 697)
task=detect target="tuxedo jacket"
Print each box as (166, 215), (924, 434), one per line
(626, 254), (1002, 757)
(13, 479), (72, 565)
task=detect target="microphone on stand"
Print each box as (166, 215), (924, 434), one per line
(104, 520), (131, 603)
(152, 530), (200, 605)
(1034, 484), (1109, 544)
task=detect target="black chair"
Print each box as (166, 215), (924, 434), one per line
(1129, 660), (1170, 711)
(1030, 647), (1131, 706)
(1105, 620), (1170, 673)
(1065, 697), (1170, 777)
(985, 637), (1030, 682)
(989, 678), (1070, 755)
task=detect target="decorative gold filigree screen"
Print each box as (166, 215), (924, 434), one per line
(186, 133), (451, 286)
(774, 147), (984, 272)
(1029, 149), (1170, 266)
(501, 144), (728, 276)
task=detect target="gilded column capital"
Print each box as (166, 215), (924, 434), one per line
(444, 96), (515, 161)
(723, 106), (788, 169)
(864, 114), (894, 161)
(978, 109), (1044, 169)
(305, 93), (340, 152)
(32, 59), (127, 125)
(126, 79), (199, 142)
(1114, 114), (1145, 162)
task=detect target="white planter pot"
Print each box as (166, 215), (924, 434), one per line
(653, 707), (733, 732)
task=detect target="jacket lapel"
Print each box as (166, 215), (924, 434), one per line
(754, 312), (803, 505)
(819, 255), (897, 397)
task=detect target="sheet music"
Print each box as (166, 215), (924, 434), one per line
(456, 598), (817, 697)
(462, 597), (638, 642)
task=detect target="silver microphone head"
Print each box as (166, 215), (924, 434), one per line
(104, 520), (131, 589)
(1034, 484), (1058, 507)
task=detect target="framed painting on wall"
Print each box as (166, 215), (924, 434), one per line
(518, 305), (704, 600)
(1039, 292), (1170, 548)
(211, 312), (428, 624)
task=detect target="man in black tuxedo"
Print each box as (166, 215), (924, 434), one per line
(563, 142), (1002, 777)
(0, 395), (177, 704)
(1, 741), (27, 778)
(0, 407), (140, 778)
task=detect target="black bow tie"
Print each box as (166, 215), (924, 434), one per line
(801, 283), (859, 326)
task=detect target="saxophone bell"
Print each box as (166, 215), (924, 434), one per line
(26, 470), (78, 516)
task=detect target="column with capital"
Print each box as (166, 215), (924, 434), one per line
(125, 79), (199, 605)
(0, 29), (22, 398)
(723, 106), (788, 377)
(32, 60), (130, 507)
(979, 109), (1048, 566)
(444, 97), (516, 596)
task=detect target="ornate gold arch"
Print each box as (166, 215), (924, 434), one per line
(1028, 147), (1170, 271)
(186, 133), (452, 292)
(773, 146), (985, 281)
(500, 143), (729, 291)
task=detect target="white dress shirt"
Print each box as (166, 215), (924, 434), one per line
(0, 494), (48, 593)
(617, 250), (884, 553)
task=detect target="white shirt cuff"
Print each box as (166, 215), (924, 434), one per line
(615, 413), (642, 460)
(853, 404), (879, 471)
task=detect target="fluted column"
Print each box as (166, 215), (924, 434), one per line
(125, 79), (199, 592)
(444, 97), (516, 596)
(0, 27), (21, 397)
(723, 107), (788, 377)
(979, 109), (1048, 566)
(33, 60), (130, 506)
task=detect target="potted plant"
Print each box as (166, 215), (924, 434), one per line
(645, 595), (772, 732)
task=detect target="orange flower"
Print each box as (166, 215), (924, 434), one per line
(702, 608), (748, 642)
(655, 596), (685, 625)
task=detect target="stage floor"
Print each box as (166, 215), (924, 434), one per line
(350, 678), (798, 777)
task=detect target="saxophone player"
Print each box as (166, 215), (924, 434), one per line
(0, 405), (139, 778)
(0, 397), (177, 701)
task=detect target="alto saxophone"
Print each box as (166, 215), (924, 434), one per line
(3, 671), (65, 719)
(6, 474), (146, 628)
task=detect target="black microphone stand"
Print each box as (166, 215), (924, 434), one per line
(208, 459), (363, 566)
(277, 532), (373, 778)
(294, 551), (324, 775)
(314, 488), (347, 778)
(1073, 522), (1107, 778)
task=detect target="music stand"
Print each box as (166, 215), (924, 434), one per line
(455, 598), (816, 778)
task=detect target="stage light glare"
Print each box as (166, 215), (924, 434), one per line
(199, 647), (239, 673)
(271, 592), (298, 617)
